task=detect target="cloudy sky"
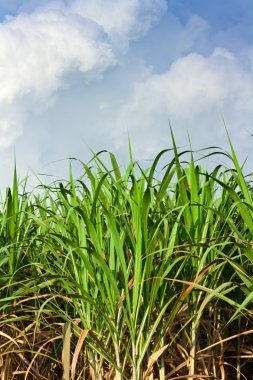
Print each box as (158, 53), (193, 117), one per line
(0, 0), (252, 187)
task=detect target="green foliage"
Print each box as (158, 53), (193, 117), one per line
(0, 132), (253, 379)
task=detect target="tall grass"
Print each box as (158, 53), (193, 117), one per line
(0, 132), (253, 379)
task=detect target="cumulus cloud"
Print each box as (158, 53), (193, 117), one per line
(68, 0), (167, 51)
(114, 48), (253, 157)
(0, 13), (116, 101)
(0, 0), (167, 148)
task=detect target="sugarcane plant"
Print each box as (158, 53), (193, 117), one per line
(0, 130), (252, 379)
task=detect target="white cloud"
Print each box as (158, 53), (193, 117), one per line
(114, 48), (253, 157)
(68, 0), (167, 51)
(0, 0), (167, 149)
(0, 9), (115, 103)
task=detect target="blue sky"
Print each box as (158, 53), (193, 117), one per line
(0, 0), (252, 186)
